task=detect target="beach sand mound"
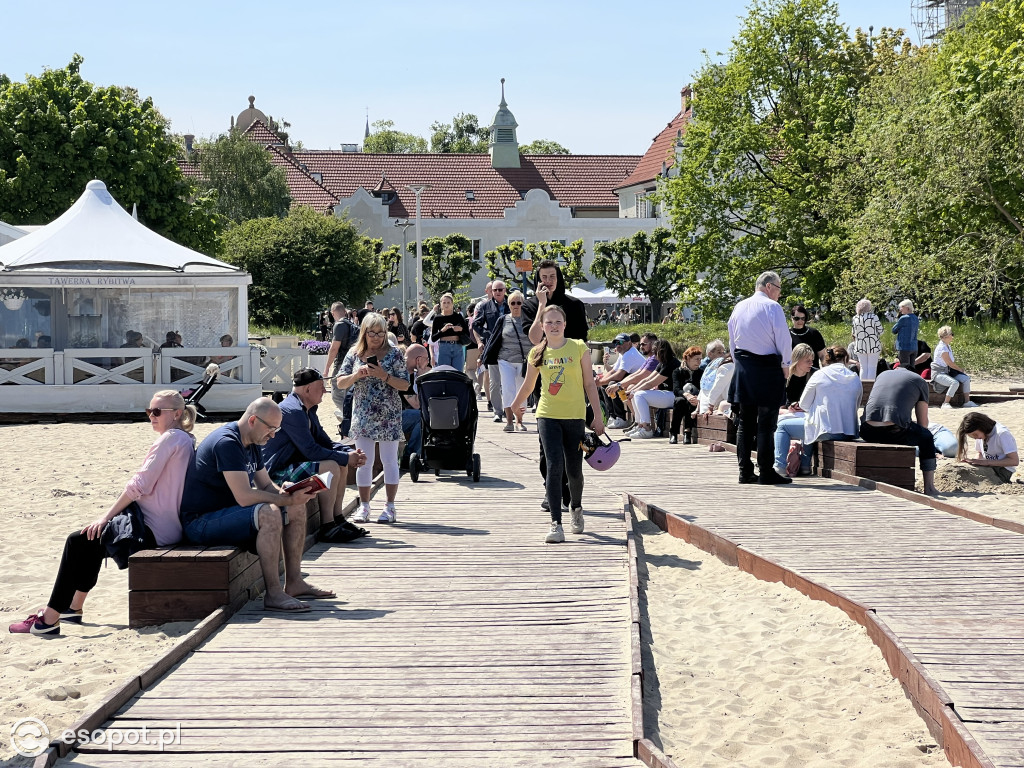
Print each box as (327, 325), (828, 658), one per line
(933, 462), (1005, 494)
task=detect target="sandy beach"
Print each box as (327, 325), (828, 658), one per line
(1, 387), (1020, 765)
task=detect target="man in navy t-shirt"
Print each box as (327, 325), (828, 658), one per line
(180, 397), (332, 613)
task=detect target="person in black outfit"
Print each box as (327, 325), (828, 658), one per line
(789, 304), (826, 367)
(669, 345), (706, 444)
(387, 307), (409, 346)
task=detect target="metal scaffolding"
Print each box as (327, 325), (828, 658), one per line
(911, 0), (983, 41)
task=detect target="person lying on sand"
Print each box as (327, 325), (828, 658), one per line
(10, 391), (196, 637)
(179, 397), (334, 613)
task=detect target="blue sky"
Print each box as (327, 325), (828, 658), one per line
(2, 1), (917, 155)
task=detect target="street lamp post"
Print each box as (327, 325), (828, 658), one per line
(406, 184), (431, 304)
(393, 218), (414, 318)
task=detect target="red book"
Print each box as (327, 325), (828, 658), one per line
(284, 471), (332, 494)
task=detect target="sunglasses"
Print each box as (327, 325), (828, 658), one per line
(366, 331), (387, 338)
(145, 407), (177, 417)
(254, 414), (281, 434)
(509, 301), (523, 306)
(792, 315), (806, 320)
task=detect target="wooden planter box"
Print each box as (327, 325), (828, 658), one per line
(693, 413), (736, 446)
(817, 441), (916, 490)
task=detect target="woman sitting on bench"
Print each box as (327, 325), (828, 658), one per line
(956, 412), (1019, 483)
(9, 391), (196, 637)
(773, 346), (862, 478)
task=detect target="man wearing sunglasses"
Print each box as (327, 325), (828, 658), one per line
(263, 368), (368, 543)
(180, 398), (334, 612)
(471, 279), (510, 421)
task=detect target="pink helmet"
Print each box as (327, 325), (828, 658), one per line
(582, 432), (622, 471)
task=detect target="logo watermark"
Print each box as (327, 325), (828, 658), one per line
(11, 718), (181, 756)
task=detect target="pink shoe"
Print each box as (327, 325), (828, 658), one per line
(9, 611), (60, 636)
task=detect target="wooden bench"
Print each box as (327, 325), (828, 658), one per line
(693, 413), (736, 446)
(128, 499), (322, 628)
(861, 380), (964, 408)
(816, 441), (916, 490)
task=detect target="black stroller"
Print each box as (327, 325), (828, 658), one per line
(408, 368), (481, 482)
(181, 363), (220, 418)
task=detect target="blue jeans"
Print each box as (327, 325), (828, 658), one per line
(773, 418), (850, 472)
(402, 408), (422, 458)
(435, 342), (465, 371)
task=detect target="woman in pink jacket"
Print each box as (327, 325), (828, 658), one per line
(9, 390), (196, 637)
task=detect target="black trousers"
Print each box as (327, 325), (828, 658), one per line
(539, 403), (593, 508)
(47, 526), (156, 612)
(735, 403), (779, 477)
(599, 386), (626, 421)
(670, 397), (697, 437)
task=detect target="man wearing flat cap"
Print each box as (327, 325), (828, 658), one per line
(263, 368), (369, 542)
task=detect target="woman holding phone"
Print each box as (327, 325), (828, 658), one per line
(335, 313), (410, 523)
(511, 305), (606, 544)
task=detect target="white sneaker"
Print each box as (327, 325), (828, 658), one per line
(377, 503), (396, 523)
(963, 400), (978, 408)
(632, 426), (655, 439)
(545, 522), (565, 544)
(624, 424), (641, 436)
(607, 417), (628, 429)
(941, 403), (954, 410)
(569, 507), (584, 534)
(352, 504), (371, 523)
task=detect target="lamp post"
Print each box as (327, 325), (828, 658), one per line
(406, 184), (431, 304)
(393, 218), (414, 318)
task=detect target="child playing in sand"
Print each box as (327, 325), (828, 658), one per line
(9, 391), (195, 637)
(956, 412), (1019, 483)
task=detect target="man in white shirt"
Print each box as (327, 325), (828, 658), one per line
(727, 271), (793, 485)
(598, 333), (645, 429)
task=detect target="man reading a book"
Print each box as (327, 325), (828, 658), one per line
(180, 398), (333, 612)
(263, 368), (368, 543)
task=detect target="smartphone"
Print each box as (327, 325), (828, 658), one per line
(366, 355), (379, 366)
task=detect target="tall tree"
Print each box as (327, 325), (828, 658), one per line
(221, 207), (377, 327)
(410, 233), (481, 304)
(364, 236), (403, 292)
(195, 130), (291, 226)
(362, 119), (428, 154)
(484, 240), (587, 288)
(430, 113), (490, 153)
(661, 0), (911, 315)
(592, 228), (676, 319)
(519, 139), (571, 155)
(0, 55), (218, 253)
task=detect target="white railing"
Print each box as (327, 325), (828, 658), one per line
(0, 350), (55, 385)
(63, 348), (154, 385)
(259, 349), (309, 394)
(158, 348), (257, 386)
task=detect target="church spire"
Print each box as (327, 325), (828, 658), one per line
(488, 78), (520, 169)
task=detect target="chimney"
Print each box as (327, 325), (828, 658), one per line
(183, 134), (195, 157)
(680, 86), (692, 113)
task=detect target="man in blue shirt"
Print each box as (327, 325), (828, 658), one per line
(263, 368), (368, 543)
(727, 271), (793, 485)
(180, 398), (332, 612)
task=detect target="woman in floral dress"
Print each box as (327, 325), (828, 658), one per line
(335, 313), (410, 523)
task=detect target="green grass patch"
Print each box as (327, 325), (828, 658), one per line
(593, 319), (1023, 377)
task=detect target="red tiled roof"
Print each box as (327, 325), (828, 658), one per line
(288, 152), (640, 219)
(614, 107), (692, 192)
(264, 145), (339, 213)
(242, 120), (284, 147)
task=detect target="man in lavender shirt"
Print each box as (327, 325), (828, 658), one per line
(727, 271), (794, 485)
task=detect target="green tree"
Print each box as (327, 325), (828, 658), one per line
(519, 139), (571, 155)
(221, 207), (377, 327)
(0, 55), (218, 253)
(834, 1), (1024, 338)
(430, 113), (490, 153)
(661, 0), (911, 315)
(362, 119), (428, 154)
(484, 240), (587, 288)
(363, 237), (403, 292)
(592, 228), (676, 319)
(409, 233), (481, 304)
(195, 130), (291, 226)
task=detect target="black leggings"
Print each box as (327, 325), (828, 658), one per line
(537, 418), (586, 523)
(47, 526), (156, 612)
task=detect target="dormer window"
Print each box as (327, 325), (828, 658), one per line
(381, 192), (394, 205)
(465, 190), (475, 201)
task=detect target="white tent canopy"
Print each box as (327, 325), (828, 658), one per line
(568, 285), (650, 305)
(0, 180), (237, 273)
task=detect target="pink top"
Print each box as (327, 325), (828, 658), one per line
(123, 428), (194, 546)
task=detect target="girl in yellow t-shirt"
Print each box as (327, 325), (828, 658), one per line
(512, 305), (606, 544)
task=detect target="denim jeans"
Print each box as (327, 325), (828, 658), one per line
(435, 342), (465, 371)
(773, 418), (852, 473)
(401, 408), (422, 458)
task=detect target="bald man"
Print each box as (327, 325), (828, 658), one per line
(400, 344), (432, 464)
(180, 398), (333, 613)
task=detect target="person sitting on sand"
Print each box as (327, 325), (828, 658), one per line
(956, 412), (1019, 483)
(179, 397), (332, 613)
(860, 367), (940, 496)
(9, 391), (196, 637)
(262, 368), (368, 544)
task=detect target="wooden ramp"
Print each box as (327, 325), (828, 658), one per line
(63, 424), (636, 766)
(594, 438), (1024, 768)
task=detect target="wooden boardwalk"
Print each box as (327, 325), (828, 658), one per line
(595, 437), (1024, 768)
(63, 421), (637, 766)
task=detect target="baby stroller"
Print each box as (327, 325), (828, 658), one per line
(181, 363), (220, 419)
(409, 368), (481, 482)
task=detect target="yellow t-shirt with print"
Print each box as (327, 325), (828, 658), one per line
(535, 338), (588, 420)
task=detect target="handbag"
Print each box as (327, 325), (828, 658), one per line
(509, 316), (528, 377)
(100, 501), (150, 570)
